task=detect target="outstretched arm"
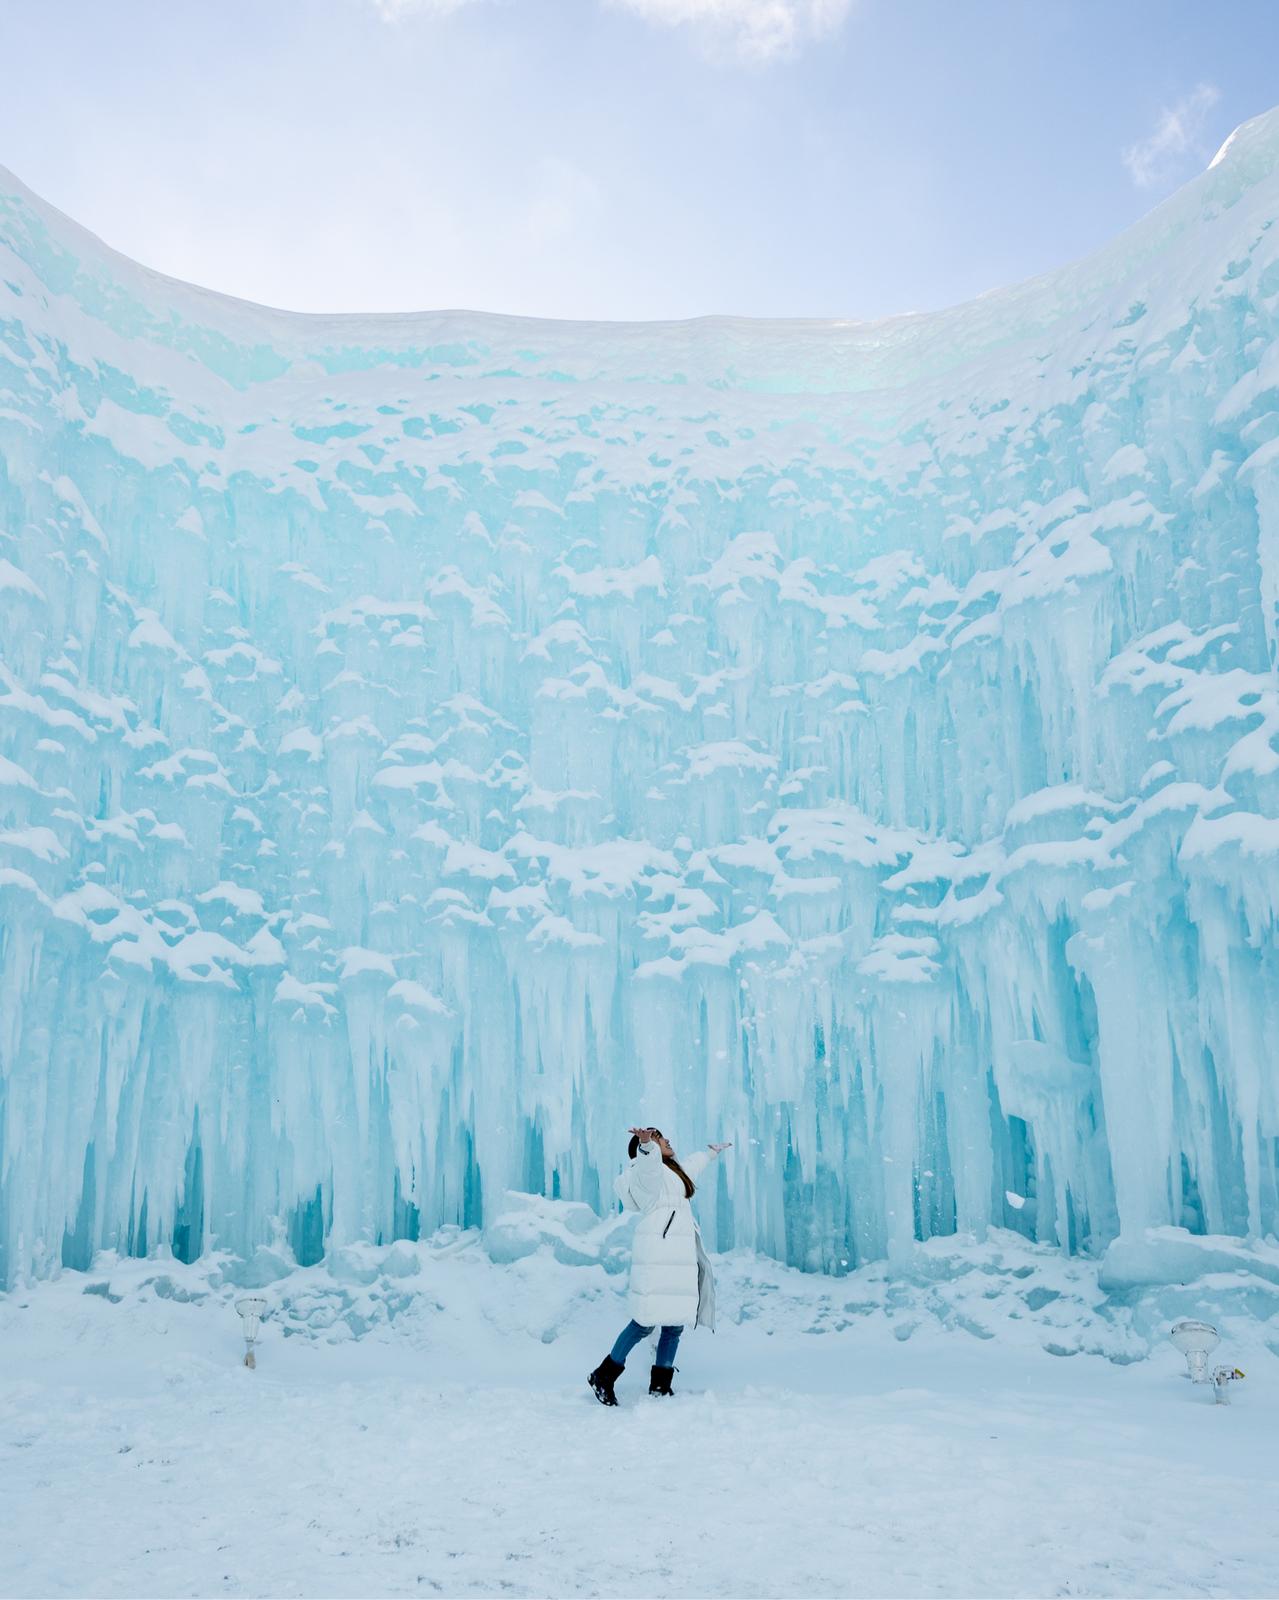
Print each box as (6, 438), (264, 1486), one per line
(682, 1141), (732, 1183)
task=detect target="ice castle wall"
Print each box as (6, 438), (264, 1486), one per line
(1, 114), (1279, 1285)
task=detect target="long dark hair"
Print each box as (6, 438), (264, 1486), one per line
(628, 1128), (695, 1198)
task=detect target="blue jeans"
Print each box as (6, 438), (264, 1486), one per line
(611, 1318), (682, 1368)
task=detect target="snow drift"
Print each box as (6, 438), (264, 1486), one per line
(1, 110), (1279, 1287)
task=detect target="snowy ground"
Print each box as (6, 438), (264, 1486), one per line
(2, 1228), (1278, 1599)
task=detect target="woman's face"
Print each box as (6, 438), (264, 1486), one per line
(655, 1132), (675, 1158)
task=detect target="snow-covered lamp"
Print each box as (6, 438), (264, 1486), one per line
(235, 1296), (268, 1369)
(1169, 1319), (1219, 1383)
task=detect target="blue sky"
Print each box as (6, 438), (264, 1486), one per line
(1, 0), (1277, 321)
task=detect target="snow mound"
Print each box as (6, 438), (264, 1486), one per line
(20, 1206), (1279, 1371)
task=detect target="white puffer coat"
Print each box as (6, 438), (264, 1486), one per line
(614, 1142), (718, 1330)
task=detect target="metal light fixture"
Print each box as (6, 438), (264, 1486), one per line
(235, 1296), (268, 1369)
(1169, 1320), (1245, 1403)
(1211, 1363), (1246, 1405)
(1169, 1319), (1219, 1383)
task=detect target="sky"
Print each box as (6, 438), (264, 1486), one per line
(1, 0), (1277, 323)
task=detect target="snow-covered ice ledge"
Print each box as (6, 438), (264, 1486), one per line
(3, 110), (1279, 1288)
(12, 1198), (1279, 1371)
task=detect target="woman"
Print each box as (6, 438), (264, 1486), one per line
(588, 1125), (731, 1405)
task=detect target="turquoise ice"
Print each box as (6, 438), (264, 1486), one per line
(1, 110), (1278, 1287)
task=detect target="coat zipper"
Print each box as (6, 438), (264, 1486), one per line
(661, 1209), (676, 1238)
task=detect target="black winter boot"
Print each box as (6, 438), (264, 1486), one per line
(649, 1364), (676, 1397)
(588, 1354), (625, 1406)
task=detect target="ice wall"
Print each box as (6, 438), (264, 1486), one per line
(2, 112), (1279, 1287)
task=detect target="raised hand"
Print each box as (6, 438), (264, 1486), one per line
(709, 1141), (733, 1154)
(629, 1126), (656, 1144)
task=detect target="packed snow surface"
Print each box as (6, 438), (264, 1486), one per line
(2, 1227), (1278, 1599)
(2, 111), (1279, 1285)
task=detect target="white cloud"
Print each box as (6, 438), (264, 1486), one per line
(1122, 84), (1220, 189)
(607, 0), (852, 62)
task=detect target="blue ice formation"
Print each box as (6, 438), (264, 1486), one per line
(2, 111), (1279, 1290)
